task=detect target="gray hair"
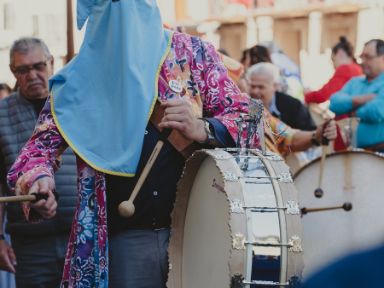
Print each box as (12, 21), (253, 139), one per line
(365, 39), (384, 56)
(246, 62), (281, 84)
(10, 37), (51, 64)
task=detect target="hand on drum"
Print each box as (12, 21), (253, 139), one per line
(316, 120), (337, 143)
(159, 98), (207, 143)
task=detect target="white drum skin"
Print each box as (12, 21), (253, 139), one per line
(294, 150), (384, 278)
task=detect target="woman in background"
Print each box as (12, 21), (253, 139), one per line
(305, 36), (362, 104)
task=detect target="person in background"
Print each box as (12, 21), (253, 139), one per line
(0, 37), (77, 288)
(240, 45), (272, 71)
(246, 62), (316, 131)
(0, 83), (11, 100)
(330, 39), (384, 151)
(305, 36), (362, 105)
(244, 62), (336, 157)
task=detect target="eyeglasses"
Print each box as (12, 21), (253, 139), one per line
(12, 60), (50, 75)
(359, 54), (379, 61)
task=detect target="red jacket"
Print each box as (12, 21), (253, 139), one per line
(305, 63), (362, 104)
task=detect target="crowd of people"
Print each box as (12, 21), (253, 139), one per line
(0, 1), (383, 287)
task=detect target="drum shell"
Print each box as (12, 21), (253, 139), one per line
(168, 149), (304, 287)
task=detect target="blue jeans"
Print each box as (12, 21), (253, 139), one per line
(109, 229), (170, 288)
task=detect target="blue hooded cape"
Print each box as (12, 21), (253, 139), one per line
(49, 0), (172, 176)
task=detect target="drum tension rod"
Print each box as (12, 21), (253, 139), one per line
(245, 242), (293, 248)
(242, 280), (290, 287)
(301, 202), (353, 215)
(248, 207), (286, 213)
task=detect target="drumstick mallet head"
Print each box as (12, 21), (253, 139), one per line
(314, 188), (324, 198)
(118, 200), (135, 218)
(118, 128), (172, 218)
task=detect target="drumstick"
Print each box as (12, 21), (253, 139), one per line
(301, 202), (352, 215)
(314, 122), (331, 198)
(0, 192), (57, 203)
(118, 128), (172, 218)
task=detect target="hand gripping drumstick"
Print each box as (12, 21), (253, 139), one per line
(0, 192), (58, 203)
(118, 128), (172, 218)
(314, 121), (331, 198)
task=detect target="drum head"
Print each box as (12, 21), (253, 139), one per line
(168, 153), (233, 288)
(182, 156), (231, 287)
(295, 150), (384, 277)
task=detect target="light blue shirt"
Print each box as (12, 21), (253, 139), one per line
(330, 72), (384, 148)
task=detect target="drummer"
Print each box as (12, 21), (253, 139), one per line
(6, 1), (258, 287)
(330, 39), (384, 151)
(244, 63), (337, 155)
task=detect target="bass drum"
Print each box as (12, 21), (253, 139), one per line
(294, 150), (384, 278)
(167, 149), (303, 288)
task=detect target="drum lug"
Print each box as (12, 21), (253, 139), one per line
(286, 201), (300, 215)
(223, 172), (240, 182)
(278, 173), (293, 183)
(288, 236), (303, 253)
(232, 233), (246, 250)
(288, 276), (302, 288)
(230, 199), (245, 214)
(231, 274), (244, 288)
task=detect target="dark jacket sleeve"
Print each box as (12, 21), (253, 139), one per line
(276, 92), (316, 131)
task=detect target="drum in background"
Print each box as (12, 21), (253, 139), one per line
(294, 150), (384, 278)
(285, 148), (322, 175)
(308, 102), (335, 126)
(168, 149), (303, 288)
(336, 117), (360, 149)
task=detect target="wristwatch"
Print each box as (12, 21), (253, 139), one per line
(311, 131), (320, 146)
(200, 119), (215, 144)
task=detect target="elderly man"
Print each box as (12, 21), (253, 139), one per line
(330, 39), (384, 151)
(0, 37), (77, 287)
(247, 62), (316, 131)
(245, 62), (335, 155)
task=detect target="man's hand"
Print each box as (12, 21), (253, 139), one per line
(316, 120), (337, 143)
(158, 99), (207, 142)
(352, 94), (376, 108)
(28, 177), (57, 219)
(0, 240), (16, 273)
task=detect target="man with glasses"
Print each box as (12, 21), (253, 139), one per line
(0, 37), (77, 287)
(330, 39), (384, 151)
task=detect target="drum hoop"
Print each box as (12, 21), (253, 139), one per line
(251, 150), (288, 284)
(293, 149), (384, 179)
